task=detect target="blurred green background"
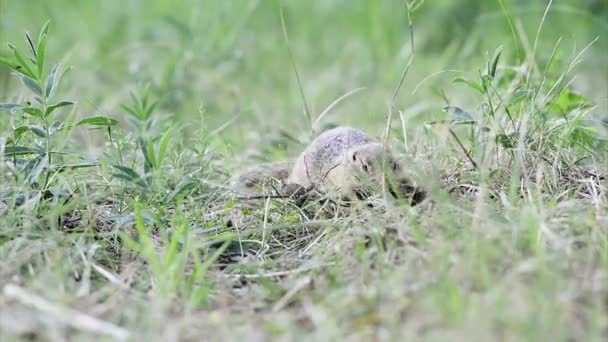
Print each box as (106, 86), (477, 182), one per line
(1, 0), (606, 149)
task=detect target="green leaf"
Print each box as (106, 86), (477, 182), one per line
(223, 196), (237, 211)
(566, 90), (590, 104)
(0, 103), (23, 112)
(157, 128), (173, 166)
(489, 45), (503, 78)
(120, 104), (139, 119)
(29, 125), (46, 138)
(162, 180), (196, 205)
(481, 74), (493, 92)
(549, 88), (589, 114)
(510, 90), (529, 104)
(45, 63), (60, 98)
(8, 43), (36, 79)
(37, 34), (47, 78)
(112, 165), (141, 181)
(22, 107), (44, 118)
(566, 126), (597, 149)
(13, 126), (29, 139)
(76, 116), (118, 126)
(563, 90), (592, 112)
(112, 166), (149, 191)
(443, 106), (475, 121)
(453, 120), (477, 125)
(138, 137), (156, 171)
(37, 21), (50, 77)
(143, 100), (158, 120)
(145, 117), (157, 131)
(496, 133), (517, 149)
(44, 101), (74, 118)
(452, 77), (483, 93)
(18, 74), (43, 96)
(3, 145), (44, 157)
(0, 56), (22, 74)
(426, 120), (477, 126)
(39, 21), (50, 40)
(112, 173), (137, 182)
(147, 139), (157, 169)
(53, 163), (98, 172)
(25, 32), (37, 58)
(26, 154), (48, 185)
(49, 121), (64, 135)
(425, 119), (451, 125)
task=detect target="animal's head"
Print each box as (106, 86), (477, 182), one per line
(347, 143), (398, 179)
(347, 142), (426, 204)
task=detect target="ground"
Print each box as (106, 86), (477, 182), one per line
(0, 0), (607, 341)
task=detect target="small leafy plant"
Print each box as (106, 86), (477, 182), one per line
(427, 43), (600, 195)
(0, 22), (117, 201)
(117, 201), (227, 307)
(110, 85), (195, 207)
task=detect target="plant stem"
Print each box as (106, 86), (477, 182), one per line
(449, 128), (479, 172)
(41, 79), (51, 189)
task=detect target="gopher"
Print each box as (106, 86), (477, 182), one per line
(238, 126), (425, 205)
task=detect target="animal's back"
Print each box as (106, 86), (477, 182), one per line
(288, 127), (371, 187)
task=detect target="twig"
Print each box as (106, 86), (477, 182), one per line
(279, 2), (312, 130)
(313, 87), (366, 131)
(448, 128), (479, 171)
(229, 263), (331, 280)
(3, 284), (130, 341)
(91, 263), (130, 291)
(237, 195), (291, 200)
(260, 197), (271, 256)
(272, 276), (312, 313)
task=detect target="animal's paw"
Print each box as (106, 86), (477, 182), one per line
(282, 183), (316, 206)
(396, 182), (427, 206)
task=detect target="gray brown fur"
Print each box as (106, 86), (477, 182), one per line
(287, 127), (372, 188)
(238, 161), (292, 188)
(237, 126), (425, 204)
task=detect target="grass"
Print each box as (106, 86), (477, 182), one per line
(0, 0), (607, 340)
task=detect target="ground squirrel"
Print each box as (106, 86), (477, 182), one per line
(238, 126), (425, 205)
